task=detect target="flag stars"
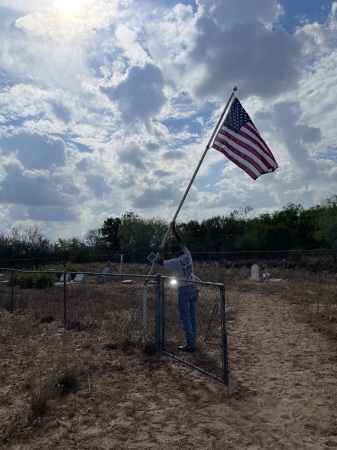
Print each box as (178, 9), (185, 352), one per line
(224, 98), (251, 132)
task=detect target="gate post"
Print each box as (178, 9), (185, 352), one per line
(220, 284), (229, 385)
(63, 270), (67, 327)
(161, 276), (166, 352)
(155, 273), (163, 358)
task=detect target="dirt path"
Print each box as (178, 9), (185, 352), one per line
(219, 286), (337, 449)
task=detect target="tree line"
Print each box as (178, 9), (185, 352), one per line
(0, 195), (336, 265)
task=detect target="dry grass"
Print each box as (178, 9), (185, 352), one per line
(0, 264), (336, 449)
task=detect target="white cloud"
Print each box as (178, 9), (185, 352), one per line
(0, 0), (336, 241)
(196, 0), (282, 29)
(100, 64), (167, 125)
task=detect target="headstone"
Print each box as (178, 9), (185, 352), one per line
(249, 264), (261, 282)
(97, 266), (110, 284)
(58, 272), (72, 283)
(73, 273), (86, 283)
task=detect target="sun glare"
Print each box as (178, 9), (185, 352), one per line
(53, 0), (90, 15)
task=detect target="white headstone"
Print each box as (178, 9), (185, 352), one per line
(249, 264), (261, 282)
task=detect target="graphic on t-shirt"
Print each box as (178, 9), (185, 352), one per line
(163, 247), (195, 286)
(180, 256), (193, 280)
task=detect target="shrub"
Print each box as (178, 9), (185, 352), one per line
(14, 273), (55, 289)
(33, 274), (55, 289)
(40, 315), (55, 324)
(57, 369), (79, 396)
(14, 274), (35, 289)
(31, 387), (52, 418)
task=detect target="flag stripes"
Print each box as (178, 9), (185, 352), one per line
(212, 98), (278, 180)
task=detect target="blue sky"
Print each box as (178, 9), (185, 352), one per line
(0, 0), (336, 241)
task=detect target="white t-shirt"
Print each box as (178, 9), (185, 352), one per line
(163, 247), (196, 288)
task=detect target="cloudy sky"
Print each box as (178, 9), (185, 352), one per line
(0, 0), (336, 241)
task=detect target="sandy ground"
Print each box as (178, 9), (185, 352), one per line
(222, 288), (337, 450)
(1, 278), (337, 449)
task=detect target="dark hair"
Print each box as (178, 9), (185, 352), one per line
(171, 245), (182, 254)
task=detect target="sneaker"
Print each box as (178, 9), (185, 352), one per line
(177, 345), (196, 352)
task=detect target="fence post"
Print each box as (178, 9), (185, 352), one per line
(143, 282), (148, 339)
(161, 276), (166, 352)
(10, 269), (15, 313)
(63, 270), (67, 327)
(155, 273), (162, 358)
(220, 284), (229, 386)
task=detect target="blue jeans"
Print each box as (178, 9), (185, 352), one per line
(177, 288), (198, 348)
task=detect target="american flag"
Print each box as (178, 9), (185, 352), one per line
(212, 97), (278, 180)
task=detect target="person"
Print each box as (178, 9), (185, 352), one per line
(157, 221), (198, 352)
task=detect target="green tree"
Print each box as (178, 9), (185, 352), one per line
(314, 195), (337, 249)
(53, 237), (89, 262)
(226, 207), (254, 251)
(119, 212), (167, 254)
(84, 228), (107, 259)
(243, 214), (272, 251)
(259, 224), (294, 251)
(200, 216), (227, 251)
(296, 207), (321, 249)
(179, 220), (202, 251)
(100, 217), (121, 252)
(271, 203), (303, 229)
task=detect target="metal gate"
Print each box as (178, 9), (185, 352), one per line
(155, 274), (228, 385)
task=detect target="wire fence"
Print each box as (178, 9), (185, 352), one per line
(0, 269), (228, 385)
(0, 269), (157, 344)
(1, 248), (337, 268)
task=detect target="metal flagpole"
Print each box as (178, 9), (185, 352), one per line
(153, 86), (237, 263)
(142, 86), (238, 338)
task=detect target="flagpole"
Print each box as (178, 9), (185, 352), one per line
(154, 85), (238, 259)
(142, 86), (237, 338)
